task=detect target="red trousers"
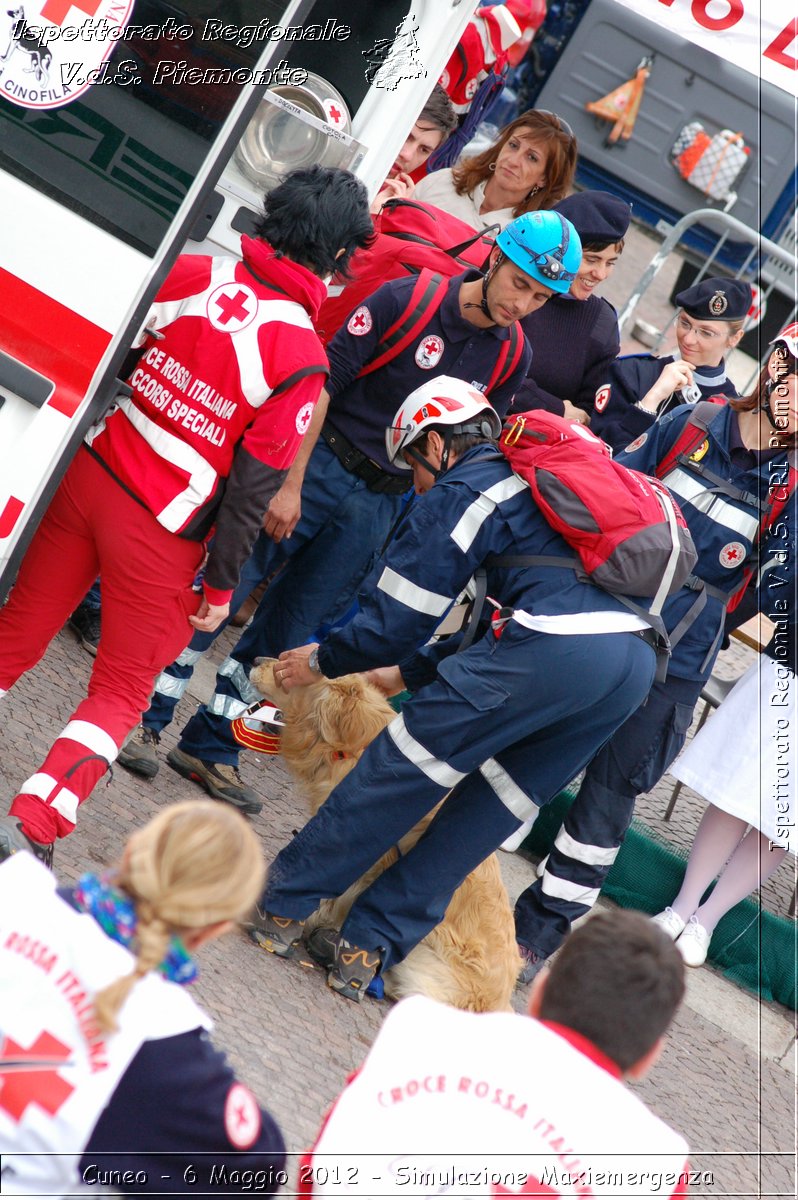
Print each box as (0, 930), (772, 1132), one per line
(0, 447), (203, 842)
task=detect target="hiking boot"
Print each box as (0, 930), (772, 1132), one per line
(304, 925), (339, 969)
(517, 944), (547, 986)
(245, 905), (307, 958)
(117, 725), (160, 779)
(0, 816), (54, 868)
(326, 933), (382, 1003)
(68, 603), (101, 656)
(166, 748), (263, 815)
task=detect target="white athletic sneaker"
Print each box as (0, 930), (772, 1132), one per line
(676, 916), (711, 967)
(651, 907), (686, 940)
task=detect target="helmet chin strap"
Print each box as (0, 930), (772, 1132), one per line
(406, 428), (455, 480)
(462, 251), (504, 322)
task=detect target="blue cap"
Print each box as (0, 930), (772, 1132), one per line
(675, 277), (752, 321)
(554, 190), (631, 246)
(496, 210), (583, 295)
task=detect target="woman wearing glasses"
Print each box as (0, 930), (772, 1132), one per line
(591, 277), (751, 450)
(412, 109), (577, 232)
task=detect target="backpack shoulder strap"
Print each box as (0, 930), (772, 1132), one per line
(486, 322), (524, 395)
(356, 270), (449, 379)
(654, 400), (722, 479)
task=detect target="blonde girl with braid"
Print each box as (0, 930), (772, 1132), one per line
(0, 801), (287, 1195)
(91, 800), (264, 1032)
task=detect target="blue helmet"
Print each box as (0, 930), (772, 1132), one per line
(496, 210), (582, 294)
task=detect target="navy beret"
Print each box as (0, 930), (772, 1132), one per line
(675, 277), (752, 321)
(554, 190), (631, 245)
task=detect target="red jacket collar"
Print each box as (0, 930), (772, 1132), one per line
(240, 235), (328, 323)
(540, 1020), (623, 1079)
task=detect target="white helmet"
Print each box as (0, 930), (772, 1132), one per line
(386, 376), (502, 471)
(771, 323), (798, 360)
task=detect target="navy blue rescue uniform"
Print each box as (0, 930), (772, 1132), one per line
(513, 293), (620, 416)
(514, 403), (793, 959)
(143, 273), (531, 767)
(262, 444), (655, 969)
(591, 353), (739, 451)
(81, 1031), (286, 1194)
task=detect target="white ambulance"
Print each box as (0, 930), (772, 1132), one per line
(0, 0), (477, 598)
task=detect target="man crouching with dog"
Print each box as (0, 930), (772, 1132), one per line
(250, 375), (658, 1001)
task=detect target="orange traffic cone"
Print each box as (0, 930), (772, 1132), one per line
(586, 57), (652, 145)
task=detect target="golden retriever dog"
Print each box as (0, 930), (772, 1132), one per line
(250, 659), (521, 1012)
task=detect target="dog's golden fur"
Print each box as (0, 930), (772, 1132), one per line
(251, 659), (521, 1012)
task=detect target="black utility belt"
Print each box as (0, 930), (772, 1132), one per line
(322, 422), (409, 496)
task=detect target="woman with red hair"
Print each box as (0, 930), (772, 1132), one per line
(413, 109), (577, 231)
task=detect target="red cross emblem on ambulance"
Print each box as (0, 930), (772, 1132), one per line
(719, 541), (745, 568)
(207, 283), (258, 333)
(415, 335), (444, 369)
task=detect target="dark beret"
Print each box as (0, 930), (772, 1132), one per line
(675, 277), (753, 321)
(554, 190), (631, 245)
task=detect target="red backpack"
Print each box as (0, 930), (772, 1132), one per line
(316, 198), (498, 346)
(497, 410), (697, 609)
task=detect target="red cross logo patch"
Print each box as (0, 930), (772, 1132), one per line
(594, 384), (611, 413)
(207, 283), (257, 333)
(719, 541), (745, 568)
(224, 1083), (261, 1148)
(0, 0), (135, 111)
(625, 431), (648, 452)
(415, 335), (444, 369)
(347, 306), (372, 336)
(295, 401), (314, 435)
(0, 1031), (75, 1122)
(322, 98), (345, 127)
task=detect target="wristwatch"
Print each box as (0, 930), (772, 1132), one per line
(308, 646), (323, 675)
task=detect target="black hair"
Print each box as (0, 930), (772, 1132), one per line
(419, 83), (458, 138)
(538, 909), (685, 1072)
(413, 428), (496, 462)
(253, 166), (374, 279)
(582, 237), (626, 254)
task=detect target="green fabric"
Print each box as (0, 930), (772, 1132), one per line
(522, 790), (797, 1011)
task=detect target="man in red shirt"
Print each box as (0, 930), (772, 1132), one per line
(0, 166), (373, 866)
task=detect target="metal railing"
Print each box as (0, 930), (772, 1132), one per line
(617, 208), (797, 392)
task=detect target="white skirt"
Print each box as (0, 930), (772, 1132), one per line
(670, 654), (797, 856)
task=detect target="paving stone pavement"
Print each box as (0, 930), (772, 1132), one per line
(1, 620), (795, 1198)
(2, 221), (794, 1196)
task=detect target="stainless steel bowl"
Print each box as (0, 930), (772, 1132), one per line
(233, 72), (352, 188)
